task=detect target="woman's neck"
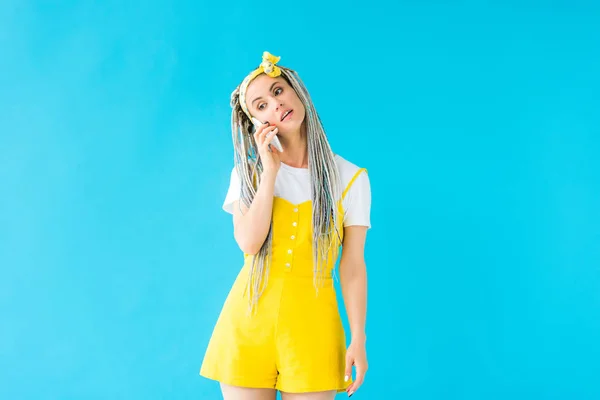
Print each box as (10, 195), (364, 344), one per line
(278, 126), (308, 168)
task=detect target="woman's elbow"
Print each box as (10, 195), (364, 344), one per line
(234, 235), (262, 255)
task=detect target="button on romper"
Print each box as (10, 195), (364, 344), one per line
(200, 168), (367, 393)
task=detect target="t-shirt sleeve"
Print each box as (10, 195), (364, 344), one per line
(343, 170), (372, 228)
(222, 166), (241, 214)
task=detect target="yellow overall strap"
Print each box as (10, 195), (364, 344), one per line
(342, 168), (367, 200)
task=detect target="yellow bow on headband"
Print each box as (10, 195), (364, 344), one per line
(239, 51), (282, 119)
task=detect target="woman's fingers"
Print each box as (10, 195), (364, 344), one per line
(250, 120), (281, 173)
(256, 125), (278, 150)
(346, 362), (367, 397)
(263, 127), (279, 149)
(344, 355), (354, 396)
(344, 356), (353, 384)
(252, 121), (269, 142)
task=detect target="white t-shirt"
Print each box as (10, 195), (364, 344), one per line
(222, 154), (371, 229)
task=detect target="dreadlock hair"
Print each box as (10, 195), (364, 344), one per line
(230, 66), (344, 313)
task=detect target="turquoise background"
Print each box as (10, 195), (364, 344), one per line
(1, 1), (599, 398)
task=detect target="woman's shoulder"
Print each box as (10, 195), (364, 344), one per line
(333, 154), (367, 184)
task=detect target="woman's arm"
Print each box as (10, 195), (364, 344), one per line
(231, 170), (277, 255)
(340, 225), (368, 340)
(339, 225), (368, 395)
(231, 121), (282, 255)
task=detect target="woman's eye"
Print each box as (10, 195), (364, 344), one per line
(274, 87), (283, 95)
(258, 103), (266, 110)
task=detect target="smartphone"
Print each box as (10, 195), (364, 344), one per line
(251, 117), (284, 152)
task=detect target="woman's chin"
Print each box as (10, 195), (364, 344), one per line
(281, 120), (304, 135)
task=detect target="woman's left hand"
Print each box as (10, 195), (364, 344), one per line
(344, 339), (368, 397)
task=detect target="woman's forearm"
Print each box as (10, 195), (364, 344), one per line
(340, 260), (367, 342)
(233, 171), (277, 254)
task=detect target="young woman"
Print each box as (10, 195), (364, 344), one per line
(200, 52), (371, 400)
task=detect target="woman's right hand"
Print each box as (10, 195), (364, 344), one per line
(253, 121), (281, 176)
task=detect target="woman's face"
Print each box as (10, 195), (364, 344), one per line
(245, 74), (306, 136)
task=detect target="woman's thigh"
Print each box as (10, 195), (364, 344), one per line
(280, 390), (337, 400)
(220, 383), (277, 400)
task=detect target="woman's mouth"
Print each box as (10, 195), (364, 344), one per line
(281, 110), (293, 121)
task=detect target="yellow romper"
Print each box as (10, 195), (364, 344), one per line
(200, 168), (367, 393)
